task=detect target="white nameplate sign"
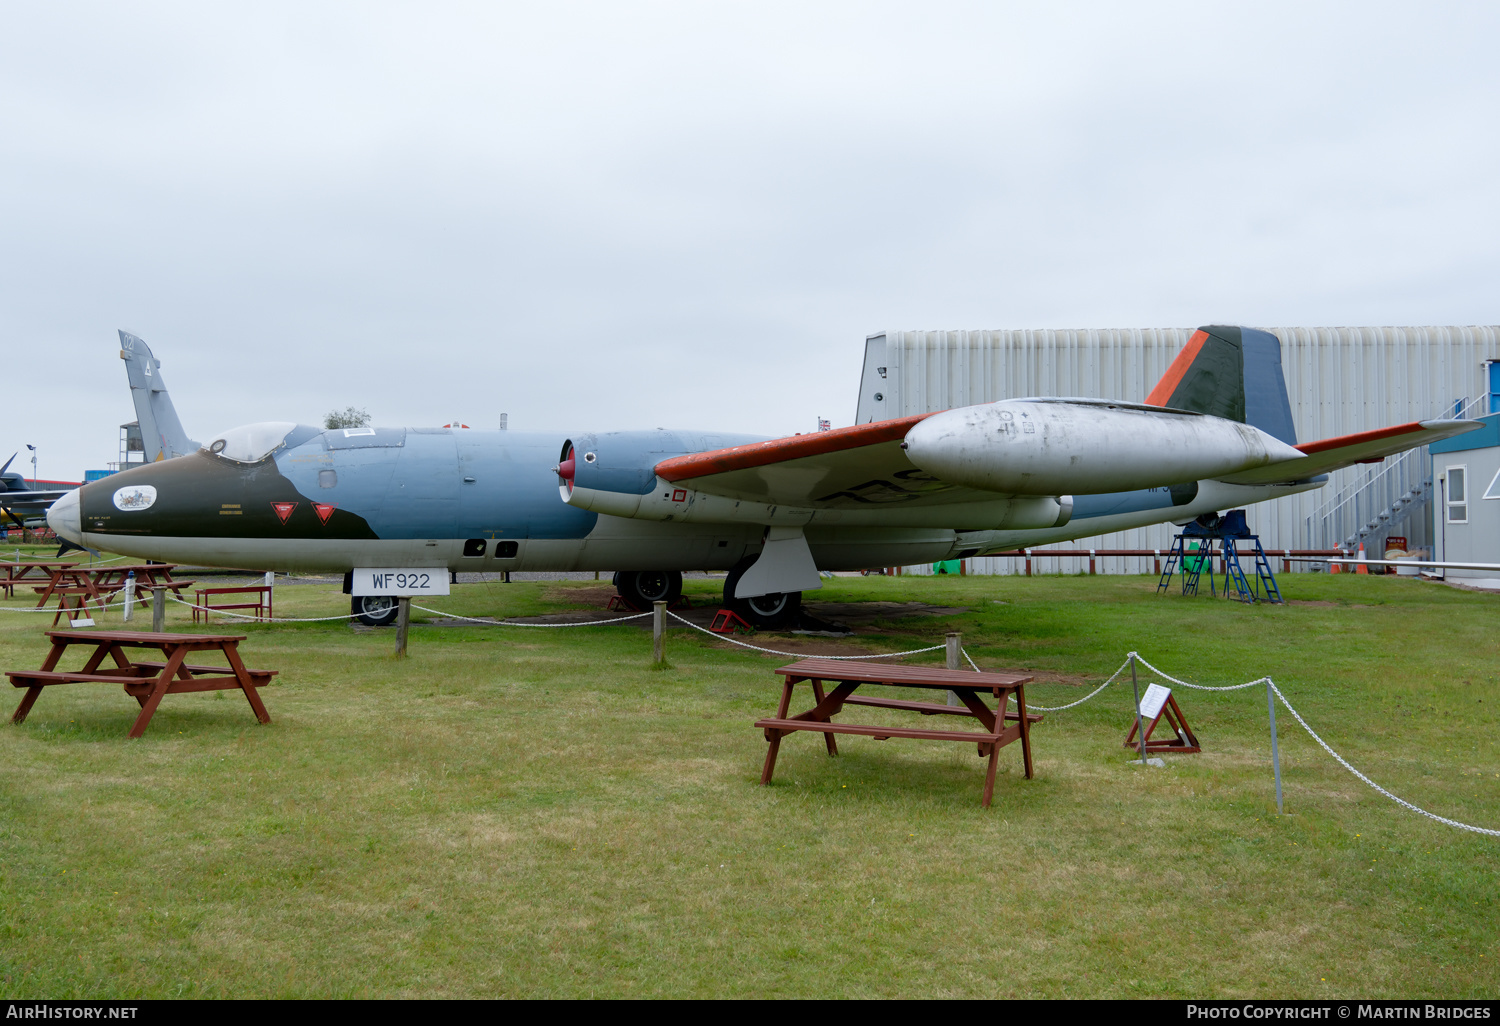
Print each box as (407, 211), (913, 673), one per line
(1138, 683), (1171, 721)
(351, 568), (451, 597)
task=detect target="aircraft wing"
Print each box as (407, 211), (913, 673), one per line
(0, 488), (71, 506)
(651, 414), (1001, 508)
(1216, 419), (1481, 485)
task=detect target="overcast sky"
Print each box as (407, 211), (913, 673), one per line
(3, 2), (1498, 479)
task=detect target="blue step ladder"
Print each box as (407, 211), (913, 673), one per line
(1157, 536), (1216, 597)
(1158, 511), (1284, 605)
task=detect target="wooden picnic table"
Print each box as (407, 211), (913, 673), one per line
(30, 563), (192, 610)
(92, 565), (196, 605)
(0, 560), (77, 598)
(756, 658), (1039, 807)
(6, 629), (275, 738)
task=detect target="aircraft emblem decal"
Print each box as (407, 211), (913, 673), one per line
(271, 502), (298, 524)
(313, 503), (335, 524)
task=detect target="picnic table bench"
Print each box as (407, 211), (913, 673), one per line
(756, 658), (1039, 807)
(192, 585), (272, 623)
(7, 629), (276, 738)
(0, 560), (75, 598)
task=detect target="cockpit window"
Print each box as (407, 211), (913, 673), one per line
(202, 422), (298, 464)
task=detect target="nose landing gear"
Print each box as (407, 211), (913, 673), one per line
(352, 594), (400, 627)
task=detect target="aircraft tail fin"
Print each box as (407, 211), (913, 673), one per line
(1146, 325), (1297, 445)
(118, 331), (200, 460)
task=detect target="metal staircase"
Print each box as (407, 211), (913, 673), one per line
(1303, 395), (1486, 554)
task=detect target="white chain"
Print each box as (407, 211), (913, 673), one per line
(1130, 652), (1266, 691)
(665, 609), (946, 660)
(411, 604), (651, 627)
(166, 594), (364, 622)
(1268, 681), (1500, 838)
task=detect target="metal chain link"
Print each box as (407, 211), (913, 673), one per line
(665, 609), (946, 660)
(166, 594), (365, 622)
(1129, 652), (1266, 691)
(1268, 681), (1500, 838)
(411, 604), (651, 627)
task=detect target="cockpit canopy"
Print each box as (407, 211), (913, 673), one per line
(202, 422), (308, 464)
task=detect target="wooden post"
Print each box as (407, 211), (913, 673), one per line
(1024, 549), (1032, 576)
(652, 600), (666, 664)
(1153, 549), (1161, 576)
(1088, 549), (1096, 575)
(394, 597), (411, 657)
(151, 587), (165, 633)
(946, 631), (961, 706)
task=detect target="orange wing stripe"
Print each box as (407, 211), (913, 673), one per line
(655, 414), (934, 482)
(1294, 422), (1425, 456)
(1144, 329), (1209, 407)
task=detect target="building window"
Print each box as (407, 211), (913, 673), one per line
(1485, 466), (1500, 500)
(1447, 466), (1468, 523)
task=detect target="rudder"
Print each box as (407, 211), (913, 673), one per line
(1146, 325), (1296, 445)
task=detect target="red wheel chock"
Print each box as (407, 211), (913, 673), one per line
(710, 609), (755, 634)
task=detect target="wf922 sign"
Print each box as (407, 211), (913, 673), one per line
(351, 568), (451, 597)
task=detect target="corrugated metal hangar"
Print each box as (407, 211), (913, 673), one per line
(856, 326), (1500, 574)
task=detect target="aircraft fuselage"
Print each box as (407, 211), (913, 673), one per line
(48, 424), (1322, 574)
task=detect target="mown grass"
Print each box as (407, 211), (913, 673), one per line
(0, 560), (1496, 998)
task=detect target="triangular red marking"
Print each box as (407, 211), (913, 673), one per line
(313, 503), (335, 524)
(271, 502), (298, 524)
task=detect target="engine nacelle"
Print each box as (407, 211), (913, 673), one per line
(902, 399), (1304, 496)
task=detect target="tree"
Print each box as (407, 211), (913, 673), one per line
(324, 406), (371, 430)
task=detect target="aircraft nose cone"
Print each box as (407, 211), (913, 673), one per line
(47, 488), (82, 545)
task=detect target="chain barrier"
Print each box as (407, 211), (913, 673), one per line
(1114, 653), (1498, 839)
(411, 604), (651, 627)
(165, 594), (365, 623)
(665, 609), (946, 660)
(1129, 652), (1267, 692)
(1266, 681), (1500, 838)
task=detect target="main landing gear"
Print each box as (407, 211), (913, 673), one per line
(612, 570), (683, 609)
(608, 565), (802, 630)
(723, 558), (802, 630)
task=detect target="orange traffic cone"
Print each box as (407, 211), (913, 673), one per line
(1329, 549), (1342, 573)
(1356, 542), (1369, 574)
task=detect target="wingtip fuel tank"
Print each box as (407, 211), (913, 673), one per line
(901, 399), (1306, 496)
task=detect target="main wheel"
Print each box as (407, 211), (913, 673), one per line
(723, 559), (801, 630)
(352, 594), (399, 627)
(612, 569), (682, 609)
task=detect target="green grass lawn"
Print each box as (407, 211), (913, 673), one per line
(0, 565), (1496, 998)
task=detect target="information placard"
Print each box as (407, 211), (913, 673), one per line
(1138, 682), (1171, 720)
(351, 568), (451, 597)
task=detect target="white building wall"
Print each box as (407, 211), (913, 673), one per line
(856, 326), (1500, 574)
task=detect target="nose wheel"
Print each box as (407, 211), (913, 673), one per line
(352, 594), (400, 627)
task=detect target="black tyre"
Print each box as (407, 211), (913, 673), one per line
(613, 569), (682, 609)
(723, 559), (801, 630)
(352, 594), (399, 627)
